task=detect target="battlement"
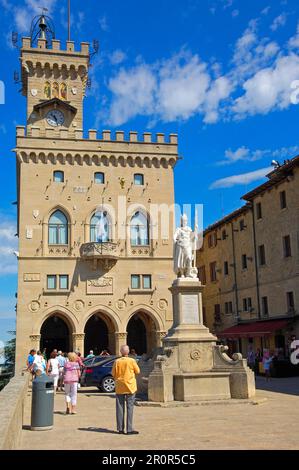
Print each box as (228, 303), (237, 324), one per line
(21, 37), (90, 56)
(16, 126), (178, 145)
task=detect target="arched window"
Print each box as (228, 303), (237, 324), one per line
(48, 210), (68, 245)
(134, 173), (144, 185)
(130, 211), (149, 246)
(90, 211), (111, 243)
(94, 172), (105, 184)
(53, 171), (64, 183)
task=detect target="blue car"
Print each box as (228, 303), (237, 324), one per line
(81, 356), (118, 392)
(81, 355), (141, 392)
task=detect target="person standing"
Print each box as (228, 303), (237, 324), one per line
(32, 351), (46, 375)
(263, 351), (274, 381)
(86, 350), (95, 359)
(112, 345), (140, 435)
(57, 351), (67, 392)
(63, 352), (81, 415)
(46, 351), (59, 393)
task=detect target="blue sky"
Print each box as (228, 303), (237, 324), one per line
(0, 0), (299, 341)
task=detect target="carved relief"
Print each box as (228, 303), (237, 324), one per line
(24, 273), (40, 282)
(87, 277), (113, 295)
(190, 349), (201, 360)
(74, 300), (85, 311)
(116, 300), (126, 310)
(158, 299), (168, 310)
(29, 300), (40, 312)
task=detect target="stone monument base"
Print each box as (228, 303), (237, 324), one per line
(148, 278), (255, 403)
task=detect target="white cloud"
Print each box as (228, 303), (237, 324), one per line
(270, 13), (287, 31)
(232, 9), (239, 18)
(108, 64), (156, 126)
(109, 50), (127, 65)
(217, 144), (299, 165)
(288, 22), (299, 50)
(99, 15), (109, 32)
(0, 221), (18, 276)
(157, 54), (210, 121)
(210, 167), (272, 189)
(1, 0), (58, 33)
(261, 6), (271, 15)
(233, 54), (299, 117)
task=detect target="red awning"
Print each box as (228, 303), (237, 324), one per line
(217, 320), (289, 339)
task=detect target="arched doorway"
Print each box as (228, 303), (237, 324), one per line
(84, 314), (109, 356)
(127, 314), (148, 354)
(40, 315), (71, 358)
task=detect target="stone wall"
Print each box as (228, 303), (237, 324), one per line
(0, 372), (30, 450)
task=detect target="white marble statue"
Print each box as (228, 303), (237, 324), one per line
(173, 214), (198, 278)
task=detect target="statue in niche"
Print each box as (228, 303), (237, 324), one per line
(52, 82), (59, 98)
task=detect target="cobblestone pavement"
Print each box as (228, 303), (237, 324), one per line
(20, 376), (299, 450)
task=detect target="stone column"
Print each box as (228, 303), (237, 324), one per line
(155, 331), (167, 348)
(30, 334), (41, 351)
(115, 332), (127, 355)
(72, 333), (85, 354)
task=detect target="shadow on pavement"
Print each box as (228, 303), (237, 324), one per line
(78, 427), (119, 434)
(255, 376), (299, 396)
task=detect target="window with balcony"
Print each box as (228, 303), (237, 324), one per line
(53, 171), (64, 183)
(90, 211), (111, 243)
(94, 172), (105, 184)
(283, 235), (292, 257)
(130, 211), (149, 246)
(239, 219), (246, 231)
(48, 210), (68, 245)
(243, 297), (252, 311)
(134, 174), (144, 185)
(208, 232), (217, 248)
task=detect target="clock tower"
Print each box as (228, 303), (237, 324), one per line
(20, 16), (89, 135)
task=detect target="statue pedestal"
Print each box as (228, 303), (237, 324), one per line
(148, 278), (255, 402)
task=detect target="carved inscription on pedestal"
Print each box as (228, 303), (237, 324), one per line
(181, 294), (199, 324)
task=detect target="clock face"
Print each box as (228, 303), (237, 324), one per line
(46, 109), (65, 127)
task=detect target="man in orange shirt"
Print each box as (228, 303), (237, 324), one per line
(112, 344), (140, 435)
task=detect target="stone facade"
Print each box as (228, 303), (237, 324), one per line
(197, 157), (299, 356)
(14, 37), (178, 370)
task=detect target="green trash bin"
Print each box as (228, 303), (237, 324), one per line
(31, 374), (54, 431)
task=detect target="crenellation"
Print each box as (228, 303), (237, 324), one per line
(37, 38), (47, 49)
(169, 134), (178, 145)
(66, 41), (75, 52)
(22, 37), (31, 48)
(45, 128), (54, 138)
(31, 127), (40, 138)
(16, 126), (26, 137)
(88, 129), (97, 140)
(102, 130), (111, 141)
(156, 133), (165, 144)
(75, 129), (83, 139)
(80, 42), (90, 54)
(129, 131), (138, 142)
(143, 132), (152, 143)
(52, 39), (60, 51)
(115, 131), (124, 141)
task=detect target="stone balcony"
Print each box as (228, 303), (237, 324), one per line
(80, 242), (120, 270)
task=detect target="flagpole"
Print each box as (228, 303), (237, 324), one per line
(68, 0), (71, 41)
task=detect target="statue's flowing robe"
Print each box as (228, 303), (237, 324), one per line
(173, 227), (193, 274)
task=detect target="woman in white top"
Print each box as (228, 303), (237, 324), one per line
(46, 351), (60, 393)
